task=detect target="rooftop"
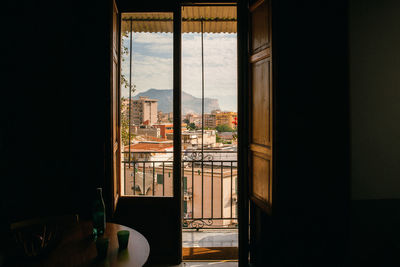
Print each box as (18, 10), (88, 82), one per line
(135, 96), (158, 102)
(142, 136), (169, 142)
(124, 143), (173, 152)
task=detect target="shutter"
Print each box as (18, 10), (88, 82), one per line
(249, 0), (273, 214)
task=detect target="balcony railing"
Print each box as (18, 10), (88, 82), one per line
(122, 150), (238, 229)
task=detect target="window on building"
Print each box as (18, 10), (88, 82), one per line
(183, 176), (187, 193)
(183, 200), (187, 214)
(157, 174), (164, 185)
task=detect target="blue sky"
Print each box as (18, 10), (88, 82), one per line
(121, 32), (237, 112)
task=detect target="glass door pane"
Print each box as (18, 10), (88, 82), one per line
(120, 12), (174, 197)
(181, 4), (239, 261)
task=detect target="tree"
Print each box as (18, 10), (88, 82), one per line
(232, 132), (238, 141)
(120, 30), (138, 146)
(119, 32), (137, 147)
(215, 124), (234, 132)
(120, 32), (136, 93)
(120, 98), (136, 146)
(216, 134), (222, 143)
(186, 123), (196, 130)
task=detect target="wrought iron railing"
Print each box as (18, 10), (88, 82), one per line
(121, 150), (238, 229)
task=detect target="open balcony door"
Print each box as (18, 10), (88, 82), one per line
(247, 0), (274, 265)
(110, 0), (120, 213)
(111, 6), (182, 265)
(249, 0), (272, 212)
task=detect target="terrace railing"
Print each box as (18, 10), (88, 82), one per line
(122, 150), (238, 229)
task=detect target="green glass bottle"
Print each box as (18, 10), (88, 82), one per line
(92, 187), (106, 236)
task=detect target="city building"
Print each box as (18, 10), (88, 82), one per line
(123, 142), (173, 163)
(130, 125), (161, 138)
(215, 111), (237, 129)
(185, 113), (201, 126)
(173, 130), (217, 149)
(153, 123), (173, 139)
(131, 97), (158, 126)
(158, 111), (173, 123)
(218, 132), (237, 144)
(204, 113), (216, 128)
(122, 142), (174, 196)
(182, 164), (238, 228)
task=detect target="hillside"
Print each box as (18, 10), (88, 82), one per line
(134, 89), (220, 114)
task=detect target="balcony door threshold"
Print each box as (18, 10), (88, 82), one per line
(183, 247), (238, 261)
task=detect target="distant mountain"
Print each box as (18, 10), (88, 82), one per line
(134, 89), (220, 114)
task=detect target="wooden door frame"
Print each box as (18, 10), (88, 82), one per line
(109, 0), (249, 265)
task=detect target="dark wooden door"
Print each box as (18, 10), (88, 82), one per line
(248, 0), (273, 265)
(249, 0), (272, 213)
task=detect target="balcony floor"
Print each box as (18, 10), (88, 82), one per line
(182, 229), (238, 248)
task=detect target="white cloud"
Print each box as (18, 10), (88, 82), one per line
(182, 33), (237, 110)
(132, 32), (173, 44)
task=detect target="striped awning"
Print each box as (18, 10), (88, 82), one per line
(121, 6), (237, 34)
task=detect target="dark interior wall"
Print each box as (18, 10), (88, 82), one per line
(349, 0), (400, 264)
(2, 0), (111, 223)
(350, 0), (400, 200)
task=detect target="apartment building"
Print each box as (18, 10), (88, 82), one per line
(131, 97), (158, 126)
(215, 112), (237, 129)
(204, 113), (216, 128)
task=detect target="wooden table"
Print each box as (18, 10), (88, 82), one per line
(11, 221), (150, 267)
